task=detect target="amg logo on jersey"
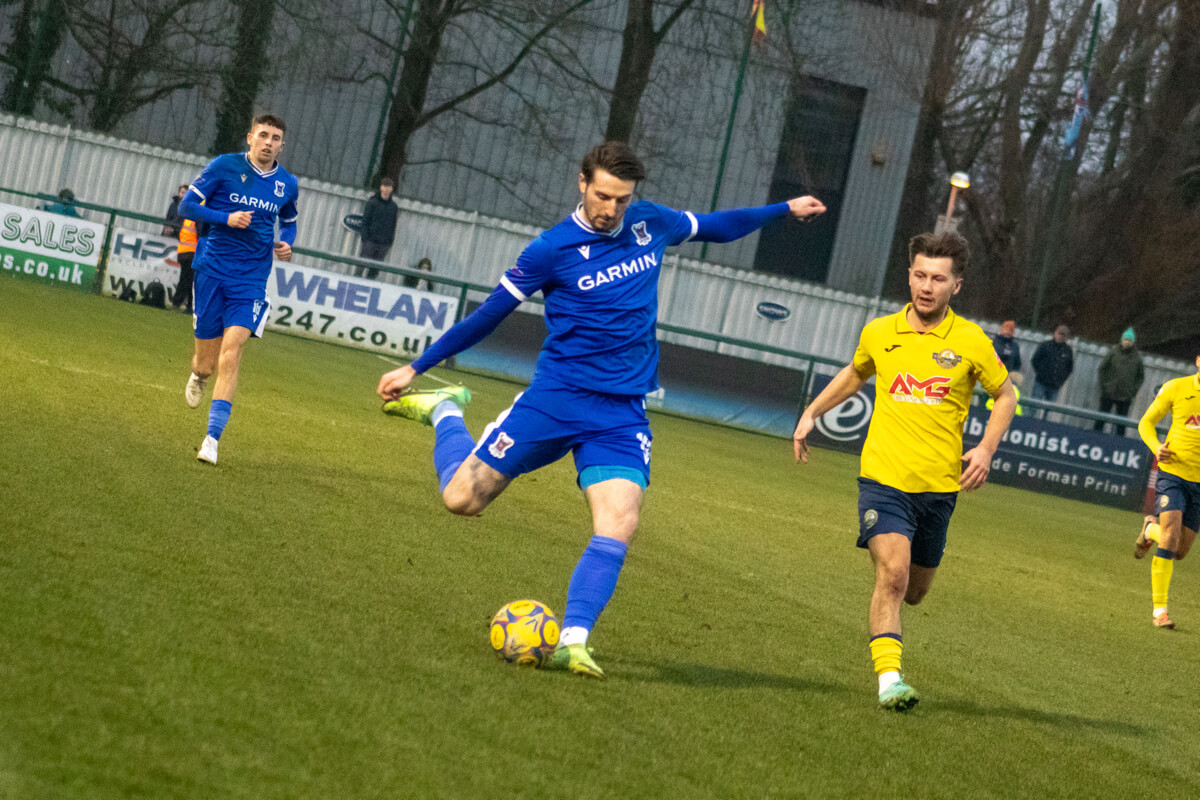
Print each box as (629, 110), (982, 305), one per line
(1186, 414), (1200, 429)
(577, 252), (658, 291)
(888, 373), (952, 404)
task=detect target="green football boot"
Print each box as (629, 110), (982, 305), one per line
(878, 679), (919, 711)
(382, 385), (471, 424)
(542, 643), (605, 680)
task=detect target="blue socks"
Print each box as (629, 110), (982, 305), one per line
(433, 414), (475, 491)
(563, 535), (629, 631)
(207, 399), (232, 440)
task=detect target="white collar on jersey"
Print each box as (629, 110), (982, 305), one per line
(571, 204), (623, 237)
(243, 152), (279, 178)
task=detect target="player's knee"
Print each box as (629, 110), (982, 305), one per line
(877, 565), (909, 598)
(441, 483), (485, 517)
(904, 586), (928, 605)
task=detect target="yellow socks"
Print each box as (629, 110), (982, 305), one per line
(1151, 548), (1176, 614)
(869, 633), (902, 691)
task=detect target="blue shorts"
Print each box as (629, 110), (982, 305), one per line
(856, 478), (958, 568)
(193, 271), (271, 340)
(1155, 471), (1200, 532)
(473, 382), (652, 487)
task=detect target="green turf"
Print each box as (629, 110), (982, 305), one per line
(1, 274), (1195, 799)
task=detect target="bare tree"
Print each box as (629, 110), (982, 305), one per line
(0, 0), (70, 115)
(604, 0), (698, 143)
(211, 0), (277, 154)
(373, 0), (596, 187)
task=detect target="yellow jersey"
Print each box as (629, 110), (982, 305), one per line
(1139, 373), (1200, 483)
(853, 304), (1009, 493)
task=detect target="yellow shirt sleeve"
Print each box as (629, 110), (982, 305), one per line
(1139, 383), (1173, 452)
(970, 329), (1009, 396)
(852, 321), (878, 380)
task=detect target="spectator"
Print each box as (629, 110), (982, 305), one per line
(162, 183), (189, 237)
(42, 188), (79, 217)
(992, 319), (1022, 375)
(1031, 324), (1074, 406)
(403, 257), (434, 292)
(173, 218), (198, 313)
(1094, 327), (1145, 436)
(355, 177), (399, 279)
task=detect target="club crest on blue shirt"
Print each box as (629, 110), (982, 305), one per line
(632, 221), (651, 246)
(275, 180), (285, 197)
(932, 349), (962, 369)
(489, 431), (515, 459)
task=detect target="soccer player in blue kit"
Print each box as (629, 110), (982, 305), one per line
(179, 114), (299, 465)
(376, 142), (825, 678)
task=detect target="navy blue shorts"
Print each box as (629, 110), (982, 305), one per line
(193, 271), (270, 339)
(856, 478), (958, 568)
(473, 382), (652, 485)
(1155, 471), (1200, 532)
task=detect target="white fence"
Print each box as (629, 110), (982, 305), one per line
(1, 112), (1190, 423)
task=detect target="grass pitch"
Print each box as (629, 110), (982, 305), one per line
(1, 275), (1197, 799)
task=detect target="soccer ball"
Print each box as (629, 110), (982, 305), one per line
(490, 599), (560, 666)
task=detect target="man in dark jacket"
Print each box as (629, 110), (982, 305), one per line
(1031, 324), (1074, 408)
(992, 319), (1022, 374)
(1094, 328), (1145, 436)
(356, 177), (399, 279)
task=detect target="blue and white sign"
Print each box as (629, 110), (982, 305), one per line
(806, 374), (1152, 511)
(270, 262), (459, 357)
(342, 214), (364, 235)
(755, 301), (791, 322)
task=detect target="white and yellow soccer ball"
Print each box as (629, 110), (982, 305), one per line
(489, 600), (560, 666)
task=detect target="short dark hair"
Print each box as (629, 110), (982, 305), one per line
(908, 231), (970, 276)
(250, 114), (286, 134)
(57, 188), (75, 203)
(380, 177), (395, 188)
(581, 142), (646, 183)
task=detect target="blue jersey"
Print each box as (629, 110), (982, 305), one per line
(501, 201), (697, 396)
(188, 153), (299, 286)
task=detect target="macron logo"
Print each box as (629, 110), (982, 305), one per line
(578, 245), (590, 260)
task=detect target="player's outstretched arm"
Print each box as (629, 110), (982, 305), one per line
(960, 378), (1017, 491)
(692, 196), (825, 244)
(793, 363), (866, 463)
(374, 284), (521, 399)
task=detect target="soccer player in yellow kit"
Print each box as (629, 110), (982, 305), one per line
(1132, 355), (1200, 629)
(793, 232), (1017, 710)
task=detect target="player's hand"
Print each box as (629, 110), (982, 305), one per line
(1157, 442), (1175, 464)
(378, 364), (417, 401)
(959, 446), (993, 491)
(793, 414), (815, 463)
(227, 210), (253, 228)
(274, 241), (292, 261)
(787, 196), (826, 221)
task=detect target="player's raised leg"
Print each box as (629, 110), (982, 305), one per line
(545, 473), (643, 680)
(867, 533), (920, 710)
(197, 325), (251, 465)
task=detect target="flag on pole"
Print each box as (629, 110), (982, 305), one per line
(751, 0), (767, 44)
(1061, 80), (1091, 161)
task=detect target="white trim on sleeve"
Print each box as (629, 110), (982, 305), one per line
(500, 275), (527, 302)
(681, 211), (699, 243)
(188, 186), (207, 201)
